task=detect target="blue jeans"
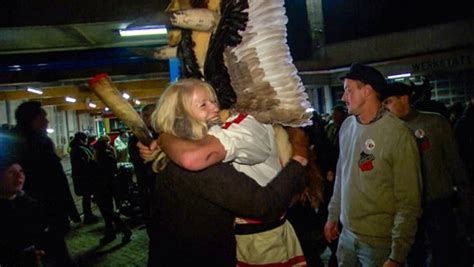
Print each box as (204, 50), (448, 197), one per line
(336, 228), (391, 267)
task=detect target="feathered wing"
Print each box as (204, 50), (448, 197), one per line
(223, 0), (313, 127)
(166, 0), (312, 126)
(177, 29), (204, 79)
(204, 0), (249, 109)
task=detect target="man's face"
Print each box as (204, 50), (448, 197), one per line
(0, 163), (25, 196)
(31, 109), (49, 134)
(189, 87), (220, 125)
(341, 79), (367, 115)
(383, 96), (408, 118)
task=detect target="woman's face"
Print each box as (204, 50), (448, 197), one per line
(0, 163), (25, 197)
(189, 87), (220, 124)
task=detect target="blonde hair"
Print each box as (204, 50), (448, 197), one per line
(152, 78), (218, 140)
(151, 78), (219, 171)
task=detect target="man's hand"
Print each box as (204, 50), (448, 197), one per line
(324, 220), (340, 242)
(137, 139), (160, 163)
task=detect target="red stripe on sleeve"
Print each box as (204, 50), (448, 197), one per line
(222, 113), (248, 129)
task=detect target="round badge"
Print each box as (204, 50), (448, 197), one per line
(414, 129), (425, 139)
(365, 139), (376, 151)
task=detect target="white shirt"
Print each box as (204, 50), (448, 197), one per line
(208, 114), (281, 186)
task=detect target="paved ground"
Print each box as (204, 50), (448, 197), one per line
(62, 155), (150, 267)
(66, 214), (149, 267)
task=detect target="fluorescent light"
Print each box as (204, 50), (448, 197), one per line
(27, 87), (43, 95)
(46, 128), (54, 134)
(122, 93), (130, 100)
(88, 103), (97, 108)
(119, 26), (167, 37)
(387, 73), (411, 79)
(65, 97), (76, 103)
(134, 99), (141, 105)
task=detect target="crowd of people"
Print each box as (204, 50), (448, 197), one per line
(1, 63), (473, 267)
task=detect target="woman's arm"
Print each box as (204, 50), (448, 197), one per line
(159, 133), (226, 171)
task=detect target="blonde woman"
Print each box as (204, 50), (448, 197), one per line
(140, 78), (308, 266)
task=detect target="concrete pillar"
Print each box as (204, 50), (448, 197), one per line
(305, 0), (326, 58)
(0, 100), (8, 125)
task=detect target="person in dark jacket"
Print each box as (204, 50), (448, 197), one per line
(70, 131), (99, 224)
(147, 156), (307, 266)
(128, 103), (158, 222)
(94, 135), (132, 245)
(0, 132), (48, 267)
(13, 101), (76, 266)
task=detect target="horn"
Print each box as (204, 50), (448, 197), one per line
(89, 74), (154, 146)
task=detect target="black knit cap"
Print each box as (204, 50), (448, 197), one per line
(384, 82), (413, 98)
(340, 63), (388, 95)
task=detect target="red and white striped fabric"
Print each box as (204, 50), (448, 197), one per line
(236, 219), (307, 266)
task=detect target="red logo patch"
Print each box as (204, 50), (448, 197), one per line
(359, 160), (374, 171)
(358, 152), (375, 172)
(420, 140), (431, 152)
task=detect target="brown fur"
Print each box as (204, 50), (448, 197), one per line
(274, 125), (323, 209)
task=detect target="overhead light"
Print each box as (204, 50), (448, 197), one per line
(134, 99), (141, 105)
(27, 87), (43, 95)
(387, 73), (411, 79)
(46, 128), (54, 134)
(9, 65), (22, 71)
(88, 103), (97, 108)
(65, 97), (76, 103)
(119, 26), (167, 37)
(122, 93), (130, 100)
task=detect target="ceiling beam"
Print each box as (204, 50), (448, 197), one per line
(56, 102), (106, 112)
(0, 79), (169, 101)
(31, 91), (162, 107)
(56, 99), (159, 112)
